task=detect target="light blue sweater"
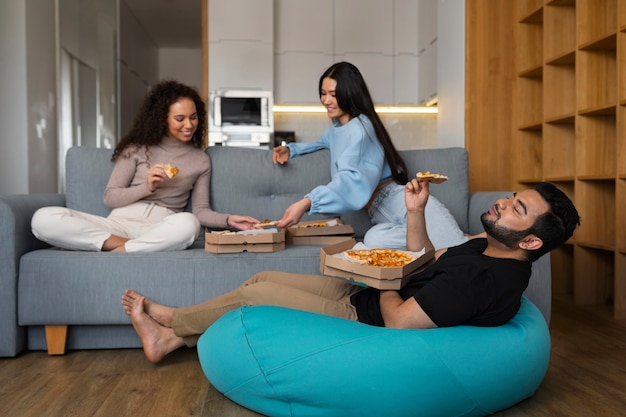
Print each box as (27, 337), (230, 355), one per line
(287, 114), (393, 215)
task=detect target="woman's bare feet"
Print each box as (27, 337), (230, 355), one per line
(125, 292), (185, 363)
(122, 289), (175, 328)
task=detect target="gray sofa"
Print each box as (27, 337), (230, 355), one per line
(0, 146), (551, 357)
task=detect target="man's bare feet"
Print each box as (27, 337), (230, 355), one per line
(126, 293), (185, 363)
(122, 289), (174, 328)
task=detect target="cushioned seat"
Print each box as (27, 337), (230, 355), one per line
(197, 296), (550, 417)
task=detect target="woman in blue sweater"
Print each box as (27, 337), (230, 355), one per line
(273, 62), (467, 249)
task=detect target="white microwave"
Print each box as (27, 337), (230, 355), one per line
(208, 90), (274, 147)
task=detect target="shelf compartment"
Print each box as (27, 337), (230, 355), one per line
(616, 253), (626, 320)
(543, 62), (575, 119)
(551, 245), (574, 295)
(573, 246), (614, 306)
(619, 33), (626, 104)
(617, 179), (626, 250)
(575, 179), (616, 247)
(517, 129), (543, 181)
(619, 106), (626, 175)
(575, 114), (617, 177)
(517, 76), (543, 127)
(577, 0), (618, 47)
(543, 121), (575, 178)
(518, 20), (544, 73)
(517, 1), (543, 23)
(544, 1), (576, 60)
(576, 49), (617, 111)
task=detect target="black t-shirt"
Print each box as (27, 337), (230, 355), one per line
(350, 239), (532, 327)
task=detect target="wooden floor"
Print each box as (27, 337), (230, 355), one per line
(1, 295), (625, 417)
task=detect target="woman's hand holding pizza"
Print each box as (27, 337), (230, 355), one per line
(227, 214), (261, 231)
(272, 146), (290, 165)
(147, 164), (167, 192)
(276, 197), (311, 228)
(405, 178), (430, 213)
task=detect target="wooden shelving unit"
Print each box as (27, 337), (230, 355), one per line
(515, 0), (626, 320)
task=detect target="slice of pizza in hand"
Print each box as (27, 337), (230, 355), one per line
(416, 170), (448, 184)
(253, 219), (279, 229)
(164, 164), (180, 179)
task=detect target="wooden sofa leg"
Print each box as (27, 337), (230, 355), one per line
(45, 325), (68, 355)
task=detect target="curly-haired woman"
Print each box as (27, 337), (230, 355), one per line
(32, 80), (259, 252)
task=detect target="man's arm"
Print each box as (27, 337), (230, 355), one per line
(405, 179), (435, 254)
(379, 291), (436, 329)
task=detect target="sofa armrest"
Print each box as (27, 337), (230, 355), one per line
(468, 191), (551, 323)
(0, 193), (65, 357)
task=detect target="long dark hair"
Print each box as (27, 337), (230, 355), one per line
(319, 62), (409, 184)
(111, 80), (207, 161)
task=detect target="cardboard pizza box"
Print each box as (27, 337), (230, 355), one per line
(319, 239), (435, 290)
(204, 228), (285, 253)
(286, 218), (354, 245)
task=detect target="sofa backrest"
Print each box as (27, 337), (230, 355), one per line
(65, 147), (114, 217)
(64, 145), (470, 237)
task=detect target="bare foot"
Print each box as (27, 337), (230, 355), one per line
(128, 293), (185, 363)
(122, 289), (174, 327)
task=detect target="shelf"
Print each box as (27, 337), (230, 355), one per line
(577, 50), (617, 110)
(575, 180), (616, 245)
(576, 115), (617, 177)
(578, 104), (617, 116)
(577, 0), (618, 47)
(543, 123), (575, 178)
(518, 2), (543, 23)
(517, 129), (542, 180)
(579, 33), (617, 51)
(620, 108), (626, 175)
(616, 253), (626, 320)
(517, 76), (543, 126)
(545, 114), (575, 124)
(544, 2), (575, 59)
(573, 246), (614, 306)
(545, 51), (575, 66)
(544, 62), (575, 119)
(517, 18), (543, 71)
(551, 245), (574, 295)
(617, 180), (626, 249)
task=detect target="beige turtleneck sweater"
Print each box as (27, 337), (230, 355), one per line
(103, 136), (229, 228)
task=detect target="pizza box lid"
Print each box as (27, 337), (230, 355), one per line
(205, 228), (285, 245)
(320, 239), (435, 281)
(205, 241), (285, 253)
(286, 218), (354, 237)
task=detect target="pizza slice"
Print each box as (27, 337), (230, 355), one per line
(416, 171), (448, 184)
(164, 164), (180, 179)
(254, 219), (279, 229)
(344, 248), (416, 267)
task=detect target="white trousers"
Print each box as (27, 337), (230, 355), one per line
(31, 202), (201, 252)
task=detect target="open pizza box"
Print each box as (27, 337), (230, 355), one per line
(286, 218), (355, 245)
(205, 228), (285, 253)
(320, 238), (435, 290)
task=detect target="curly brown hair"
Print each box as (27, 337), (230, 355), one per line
(111, 80), (207, 161)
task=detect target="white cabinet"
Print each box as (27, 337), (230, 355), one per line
(273, 0), (424, 105)
(208, 0), (273, 92)
(273, 0), (333, 104)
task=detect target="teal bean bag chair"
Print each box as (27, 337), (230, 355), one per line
(197, 296), (550, 417)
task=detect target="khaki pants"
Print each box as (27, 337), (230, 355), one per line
(172, 271), (363, 347)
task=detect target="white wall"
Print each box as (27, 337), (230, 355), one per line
(0, 2), (29, 194)
(436, 0), (465, 149)
(0, 0), (57, 195)
(158, 48), (202, 92)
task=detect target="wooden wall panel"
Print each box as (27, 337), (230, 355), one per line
(465, 0), (517, 192)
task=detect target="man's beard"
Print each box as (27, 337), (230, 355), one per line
(481, 213), (531, 249)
